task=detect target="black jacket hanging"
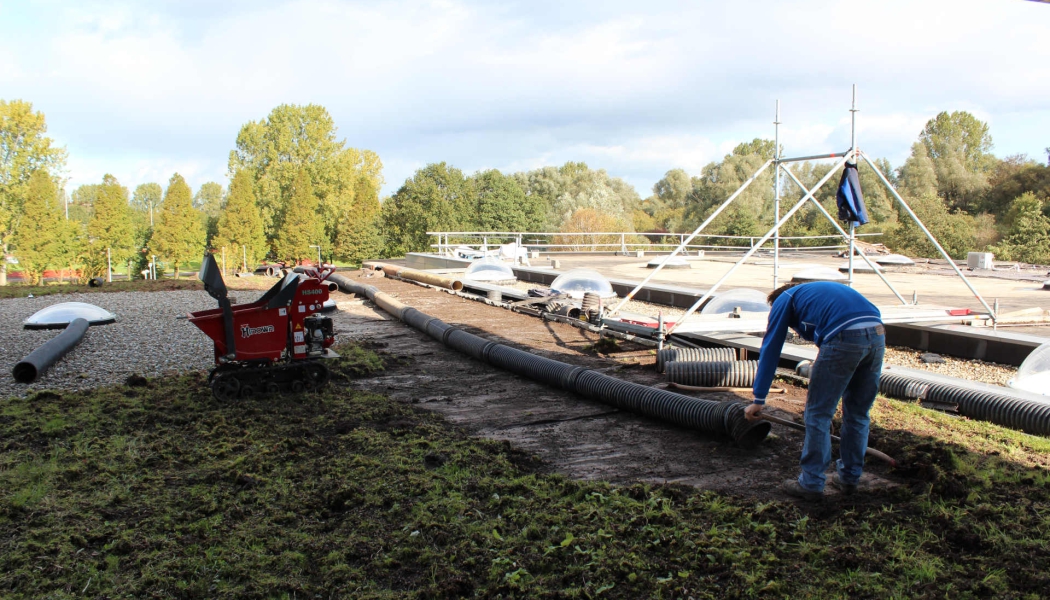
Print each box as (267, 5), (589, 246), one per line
(836, 163), (869, 226)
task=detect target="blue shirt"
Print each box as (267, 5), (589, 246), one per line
(752, 282), (881, 402)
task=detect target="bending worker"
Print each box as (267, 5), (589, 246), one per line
(745, 281), (885, 500)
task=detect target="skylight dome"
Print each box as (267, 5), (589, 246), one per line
(1009, 341), (1050, 398)
(700, 288), (770, 316)
(550, 269), (617, 300)
(24, 302), (117, 330)
(464, 257), (517, 284)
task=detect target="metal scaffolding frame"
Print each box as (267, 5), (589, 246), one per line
(606, 85), (998, 333)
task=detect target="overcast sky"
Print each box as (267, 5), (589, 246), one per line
(2, 0), (1048, 199)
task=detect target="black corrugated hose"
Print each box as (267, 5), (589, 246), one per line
(877, 371), (1050, 437)
(665, 360), (758, 388)
(329, 273), (771, 448)
(655, 346), (737, 373)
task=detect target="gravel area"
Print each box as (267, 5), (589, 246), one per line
(883, 347), (1017, 386)
(0, 290), (257, 398)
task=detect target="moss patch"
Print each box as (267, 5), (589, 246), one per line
(0, 347), (1048, 598)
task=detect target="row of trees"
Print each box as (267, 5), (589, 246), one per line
(0, 101), (383, 283)
(379, 161), (642, 255)
(3, 97), (1048, 286)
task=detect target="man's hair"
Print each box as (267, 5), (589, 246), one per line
(767, 282), (802, 306)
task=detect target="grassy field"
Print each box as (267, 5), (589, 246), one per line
(1, 344), (1048, 598)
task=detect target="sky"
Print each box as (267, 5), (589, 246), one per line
(2, 0), (1049, 199)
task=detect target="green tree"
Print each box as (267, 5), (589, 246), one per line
(990, 193), (1050, 264)
(685, 139), (775, 235)
(982, 154), (1050, 217)
(274, 169), (325, 264)
(333, 175), (384, 264)
(78, 175), (136, 281)
(228, 104), (383, 252)
(469, 169), (542, 232)
(69, 184), (104, 226)
(652, 169), (692, 210)
(555, 208), (631, 251)
(885, 193), (976, 259)
(920, 111), (994, 174)
(152, 173), (205, 279)
(131, 182), (163, 223)
(194, 181), (225, 244)
(719, 206), (761, 238)
(918, 111), (995, 211)
(214, 170), (267, 271)
(381, 163), (474, 256)
(897, 142), (939, 199)
(88, 175), (135, 259)
(194, 182), (225, 216)
(11, 170), (64, 284)
(127, 183), (162, 277)
(0, 100), (67, 285)
(646, 168), (694, 232)
(512, 162), (641, 230)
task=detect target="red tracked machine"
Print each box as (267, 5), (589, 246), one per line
(187, 253), (338, 400)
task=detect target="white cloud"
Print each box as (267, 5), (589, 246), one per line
(575, 135), (718, 174)
(3, 0), (1049, 197)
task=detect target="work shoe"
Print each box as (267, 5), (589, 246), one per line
(830, 473), (858, 496)
(781, 479), (823, 501)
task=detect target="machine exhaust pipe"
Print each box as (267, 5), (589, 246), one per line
(13, 318), (89, 384)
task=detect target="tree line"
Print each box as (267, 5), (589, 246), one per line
(0, 101), (383, 283)
(2, 98), (1048, 285)
(377, 113), (1050, 263)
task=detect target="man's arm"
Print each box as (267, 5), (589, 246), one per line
(751, 295), (793, 404)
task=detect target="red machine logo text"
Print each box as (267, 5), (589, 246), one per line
(240, 324), (275, 338)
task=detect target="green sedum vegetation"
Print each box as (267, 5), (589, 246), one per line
(1, 344), (1048, 598)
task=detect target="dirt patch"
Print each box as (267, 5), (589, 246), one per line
(330, 274), (898, 500)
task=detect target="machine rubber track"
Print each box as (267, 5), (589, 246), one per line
(209, 360), (330, 400)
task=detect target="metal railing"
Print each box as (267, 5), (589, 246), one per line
(427, 230), (883, 255)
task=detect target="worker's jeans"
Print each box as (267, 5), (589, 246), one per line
(799, 326), (885, 492)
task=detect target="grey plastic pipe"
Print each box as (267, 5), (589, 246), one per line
(13, 318), (89, 384)
(328, 273), (770, 448)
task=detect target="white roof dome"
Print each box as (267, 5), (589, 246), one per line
(550, 269), (617, 300)
(700, 288), (770, 316)
(24, 302), (117, 330)
(1009, 341), (1050, 398)
(464, 257), (517, 283)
